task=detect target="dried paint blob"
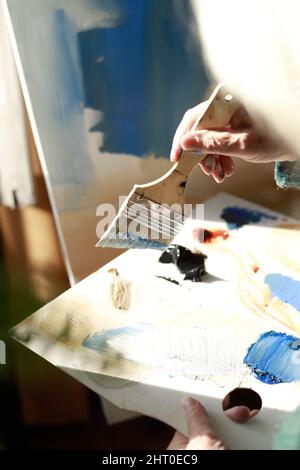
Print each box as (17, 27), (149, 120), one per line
(221, 206), (277, 229)
(108, 268), (129, 310)
(265, 273), (300, 312)
(159, 244), (206, 282)
(244, 331), (300, 384)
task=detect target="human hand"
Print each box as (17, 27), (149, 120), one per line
(170, 103), (296, 183)
(167, 396), (259, 450)
(167, 397), (226, 450)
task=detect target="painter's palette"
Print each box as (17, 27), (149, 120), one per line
(12, 193), (300, 449)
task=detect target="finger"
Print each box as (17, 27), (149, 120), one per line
(221, 155), (235, 177)
(212, 156), (226, 183)
(199, 155), (217, 175)
(224, 406), (253, 423)
(167, 431), (188, 451)
(170, 102), (208, 162)
(181, 129), (253, 159)
(199, 155), (234, 181)
(182, 397), (226, 450)
(182, 397), (217, 440)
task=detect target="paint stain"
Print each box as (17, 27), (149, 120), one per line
(83, 324), (244, 377)
(244, 331), (300, 384)
(221, 206), (277, 229)
(252, 265), (260, 273)
(83, 326), (142, 353)
(265, 273), (300, 312)
(193, 228), (229, 243)
(159, 244), (206, 282)
(156, 275), (180, 285)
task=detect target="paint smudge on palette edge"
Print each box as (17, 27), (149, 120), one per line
(265, 273), (300, 312)
(221, 206), (277, 229)
(244, 331), (300, 384)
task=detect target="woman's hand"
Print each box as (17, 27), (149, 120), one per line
(167, 397), (226, 451)
(167, 396), (259, 450)
(170, 103), (295, 183)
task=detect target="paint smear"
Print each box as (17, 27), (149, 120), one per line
(192, 228), (229, 243)
(78, 0), (208, 157)
(156, 275), (180, 285)
(244, 331), (300, 384)
(159, 244), (207, 282)
(265, 274), (300, 312)
(221, 206), (277, 229)
(83, 324), (244, 377)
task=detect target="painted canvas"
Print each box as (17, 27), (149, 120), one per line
(4, 0), (209, 282)
(11, 193), (300, 449)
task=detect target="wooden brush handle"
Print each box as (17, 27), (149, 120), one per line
(135, 83), (240, 207)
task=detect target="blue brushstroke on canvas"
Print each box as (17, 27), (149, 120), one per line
(78, 0), (208, 156)
(221, 206), (277, 229)
(244, 331), (300, 384)
(265, 274), (300, 312)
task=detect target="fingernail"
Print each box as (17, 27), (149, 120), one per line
(249, 409), (259, 418)
(182, 397), (196, 410)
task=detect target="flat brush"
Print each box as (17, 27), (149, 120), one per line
(97, 84), (239, 249)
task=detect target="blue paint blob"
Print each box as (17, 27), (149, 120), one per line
(82, 324), (149, 352)
(265, 274), (300, 312)
(221, 206), (277, 229)
(244, 331), (300, 384)
(78, 0), (208, 157)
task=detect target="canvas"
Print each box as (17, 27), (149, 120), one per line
(4, 0), (209, 282)
(11, 193), (300, 449)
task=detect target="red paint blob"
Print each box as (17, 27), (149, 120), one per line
(252, 265), (260, 273)
(193, 228), (229, 243)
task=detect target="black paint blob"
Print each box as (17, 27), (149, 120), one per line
(159, 244), (206, 282)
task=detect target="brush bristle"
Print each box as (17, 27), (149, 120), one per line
(96, 192), (183, 249)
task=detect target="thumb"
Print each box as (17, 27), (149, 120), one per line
(182, 397), (217, 439)
(181, 128), (253, 159)
(182, 397), (226, 450)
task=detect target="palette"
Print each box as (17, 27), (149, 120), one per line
(11, 193), (300, 449)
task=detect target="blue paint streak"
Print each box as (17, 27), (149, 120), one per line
(124, 233), (167, 249)
(82, 324), (149, 352)
(221, 206), (277, 229)
(265, 274), (300, 312)
(244, 331), (300, 384)
(78, 0), (208, 156)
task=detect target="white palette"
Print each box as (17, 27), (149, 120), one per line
(12, 193), (300, 449)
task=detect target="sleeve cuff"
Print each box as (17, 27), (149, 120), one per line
(275, 161), (300, 189)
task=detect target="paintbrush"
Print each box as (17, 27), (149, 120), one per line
(97, 83), (239, 249)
